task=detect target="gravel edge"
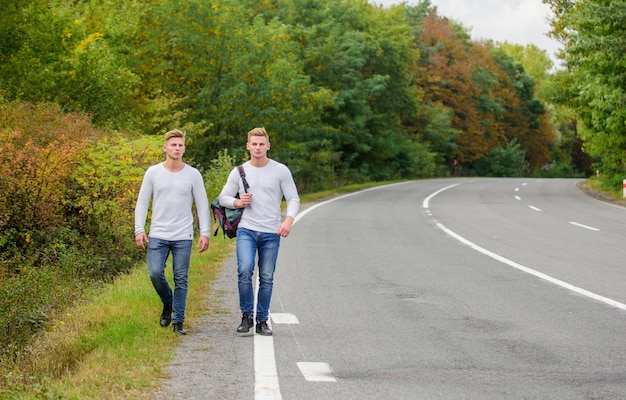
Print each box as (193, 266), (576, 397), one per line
(152, 253), (253, 400)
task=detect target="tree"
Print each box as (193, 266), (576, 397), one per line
(544, 0), (626, 188)
(0, 0), (142, 130)
(474, 138), (530, 177)
(131, 0), (329, 170)
(415, 11), (503, 165)
(412, 5), (555, 173)
(497, 42), (554, 88)
(251, 0), (435, 184)
(0, 0), (71, 101)
(490, 49), (555, 171)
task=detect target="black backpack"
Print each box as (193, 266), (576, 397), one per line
(211, 166), (249, 239)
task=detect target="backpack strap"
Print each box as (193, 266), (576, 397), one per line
(237, 165), (249, 193)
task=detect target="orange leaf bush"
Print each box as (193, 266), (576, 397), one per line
(0, 101), (163, 367)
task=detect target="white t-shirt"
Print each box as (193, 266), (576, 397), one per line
(218, 160), (300, 234)
(134, 163), (210, 241)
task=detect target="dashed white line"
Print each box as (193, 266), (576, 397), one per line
(297, 362), (337, 382)
(569, 221), (600, 231)
(270, 313), (300, 324)
(255, 184), (409, 399)
(529, 205), (542, 212)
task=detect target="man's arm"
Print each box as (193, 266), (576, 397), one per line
(218, 167), (241, 208)
(281, 167), (300, 220)
(192, 170), (211, 238)
(134, 169), (153, 250)
(279, 166), (300, 237)
(192, 170), (211, 252)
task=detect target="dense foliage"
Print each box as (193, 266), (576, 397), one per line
(543, 0), (626, 191)
(1, 0), (568, 185)
(2, 0), (621, 389)
(0, 102), (156, 363)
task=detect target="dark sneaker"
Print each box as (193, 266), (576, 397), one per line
(255, 320), (273, 336)
(173, 322), (187, 335)
(237, 314), (254, 334)
(160, 302), (172, 328)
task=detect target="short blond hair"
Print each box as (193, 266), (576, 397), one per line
(164, 129), (185, 143)
(248, 127), (269, 142)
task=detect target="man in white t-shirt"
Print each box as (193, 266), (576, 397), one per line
(134, 129), (210, 335)
(218, 127), (300, 336)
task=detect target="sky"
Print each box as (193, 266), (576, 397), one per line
(370, 0), (562, 65)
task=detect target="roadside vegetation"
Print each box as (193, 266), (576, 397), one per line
(1, 237), (231, 400)
(0, 183), (380, 400)
(1, 0), (624, 397)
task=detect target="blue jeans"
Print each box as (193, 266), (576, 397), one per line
(236, 227), (281, 322)
(147, 238), (192, 323)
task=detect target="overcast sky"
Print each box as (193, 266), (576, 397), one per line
(370, 0), (561, 64)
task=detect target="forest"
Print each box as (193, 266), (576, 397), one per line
(0, 0), (624, 389)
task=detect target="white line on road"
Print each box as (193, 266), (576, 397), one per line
(425, 184), (626, 312)
(529, 205), (542, 212)
(270, 313), (300, 324)
(297, 362), (337, 382)
(256, 182), (411, 399)
(436, 222), (626, 311)
(255, 335), (282, 400)
(295, 182), (408, 224)
(569, 221), (600, 231)
(423, 183), (461, 209)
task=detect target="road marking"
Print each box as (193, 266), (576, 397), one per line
(515, 195), (521, 201)
(297, 362), (337, 382)
(255, 335), (282, 400)
(296, 182), (408, 224)
(271, 313), (300, 324)
(529, 205), (542, 212)
(422, 183), (461, 208)
(255, 182), (412, 400)
(435, 222), (626, 311)
(569, 221), (600, 231)
(425, 184), (626, 312)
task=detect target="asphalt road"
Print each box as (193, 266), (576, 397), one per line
(155, 178), (626, 400)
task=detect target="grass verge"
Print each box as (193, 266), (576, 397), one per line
(1, 237), (233, 400)
(0, 181), (395, 399)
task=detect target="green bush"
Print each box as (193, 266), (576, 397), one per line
(539, 161), (585, 178)
(473, 139), (530, 177)
(0, 101), (164, 366)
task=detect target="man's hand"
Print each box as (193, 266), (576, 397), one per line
(277, 217), (294, 237)
(135, 232), (148, 250)
(238, 193), (253, 208)
(198, 235), (210, 253)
